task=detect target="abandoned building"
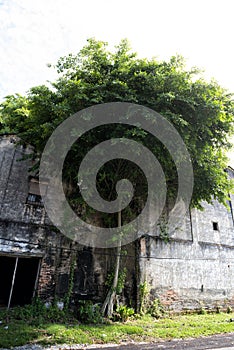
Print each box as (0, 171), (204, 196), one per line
(0, 134), (234, 311)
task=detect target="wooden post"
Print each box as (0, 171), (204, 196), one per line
(7, 257), (18, 310)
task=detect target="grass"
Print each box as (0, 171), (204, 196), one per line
(0, 312), (234, 348)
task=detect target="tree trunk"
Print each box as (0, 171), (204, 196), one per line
(101, 211), (122, 317)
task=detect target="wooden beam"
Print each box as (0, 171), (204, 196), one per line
(7, 257), (18, 309)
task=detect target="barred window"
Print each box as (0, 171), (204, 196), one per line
(27, 177), (47, 205)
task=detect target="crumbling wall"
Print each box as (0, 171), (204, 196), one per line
(140, 194), (234, 311)
(2, 134), (233, 311)
(0, 136), (87, 302)
(0, 135), (136, 306)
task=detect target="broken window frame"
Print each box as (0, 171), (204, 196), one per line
(27, 177), (48, 205)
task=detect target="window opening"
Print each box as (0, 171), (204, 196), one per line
(27, 177), (47, 205)
(212, 222), (219, 231)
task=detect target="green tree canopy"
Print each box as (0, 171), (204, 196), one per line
(0, 38), (233, 213)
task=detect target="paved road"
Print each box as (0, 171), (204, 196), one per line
(80, 333), (234, 350)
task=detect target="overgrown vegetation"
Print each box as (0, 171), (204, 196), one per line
(0, 38), (233, 319)
(0, 306), (234, 348)
(139, 281), (150, 315)
(63, 258), (76, 310)
(113, 305), (135, 322)
(138, 281), (166, 318)
(1, 298), (76, 325)
(76, 300), (103, 324)
(0, 38), (233, 209)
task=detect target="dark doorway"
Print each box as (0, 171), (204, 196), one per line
(0, 256), (16, 306)
(0, 256), (40, 307)
(74, 248), (96, 298)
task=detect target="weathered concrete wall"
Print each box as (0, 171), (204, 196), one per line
(0, 136), (82, 301)
(0, 135), (136, 305)
(192, 201), (234, 246)
(140, 192), (234, 310)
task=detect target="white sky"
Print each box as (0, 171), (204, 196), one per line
(0, 0), (233, 163)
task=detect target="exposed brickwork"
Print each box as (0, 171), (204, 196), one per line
(0, 136), (137, 306)
(160, 289), (179, 307)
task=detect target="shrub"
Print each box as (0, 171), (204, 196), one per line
(77, 300), (103, 324)
(147, 298), (165, 319)
(114, 305), (135, 322)
(139, 281), (150, 315)
(1, 297), (75, 325)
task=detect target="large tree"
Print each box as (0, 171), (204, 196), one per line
(0, 38), (233, 315)
(1, 39), (233, 206)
